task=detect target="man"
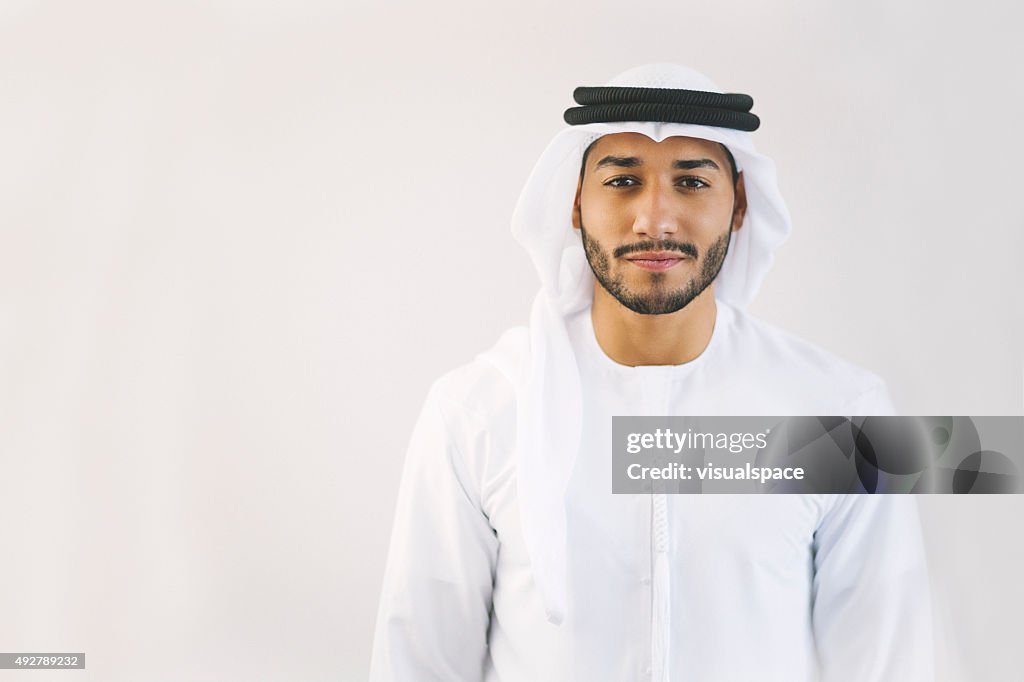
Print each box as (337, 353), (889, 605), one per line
(370, 64), (934, 682)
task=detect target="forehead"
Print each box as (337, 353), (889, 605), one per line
(587, 132), (726, 165)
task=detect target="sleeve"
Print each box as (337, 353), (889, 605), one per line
(811, 494), (935, 682)
(369, 379), (499, 682)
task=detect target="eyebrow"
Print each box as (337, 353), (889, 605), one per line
(593, 155), (721, 172)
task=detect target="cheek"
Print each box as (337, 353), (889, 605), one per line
(687, 197), (735, 229)
(580, 187), (630, 224)
(579, 196), (612, 228)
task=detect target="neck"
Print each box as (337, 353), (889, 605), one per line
(590, 283), (718, 366)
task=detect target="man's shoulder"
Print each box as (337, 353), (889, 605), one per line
(418, 330), (523, 483)
(429, 325), (526, 424)
(725, 305), (890, 407)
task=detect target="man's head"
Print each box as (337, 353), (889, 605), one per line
(571, 133), (747, 315)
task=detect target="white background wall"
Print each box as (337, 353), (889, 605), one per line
(1, 1), (1021, 680)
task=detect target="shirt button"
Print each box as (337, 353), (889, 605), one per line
(641, 576), (651, 585)
(644, 665), (652, 675)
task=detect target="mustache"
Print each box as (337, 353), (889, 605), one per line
(613, 240), (699, 259)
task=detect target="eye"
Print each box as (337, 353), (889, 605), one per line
(677, 177), (709, 190)
(604, 176), (639, 188)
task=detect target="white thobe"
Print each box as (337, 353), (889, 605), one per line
(370, 301), (934, 681)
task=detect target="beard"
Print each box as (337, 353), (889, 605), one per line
(579, 223), (732, 315)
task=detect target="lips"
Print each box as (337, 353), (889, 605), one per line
(624, 251), (690, 271)
(625, 251), (687, 261)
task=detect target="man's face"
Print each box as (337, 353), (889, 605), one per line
(572, 133), (747, 315)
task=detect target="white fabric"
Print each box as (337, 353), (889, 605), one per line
(505, 64), (792, 626)
(370, 303), (935, 681)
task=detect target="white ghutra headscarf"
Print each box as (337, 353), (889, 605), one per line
(479, 63), (794, 625)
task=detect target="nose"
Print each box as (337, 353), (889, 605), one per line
(631, 182), (679, 241)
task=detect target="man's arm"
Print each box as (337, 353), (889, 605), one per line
(369, 379), (499, 681)
(811, 494), (935, 681)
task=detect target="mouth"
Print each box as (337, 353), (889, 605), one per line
(623, 251), (691, 271)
